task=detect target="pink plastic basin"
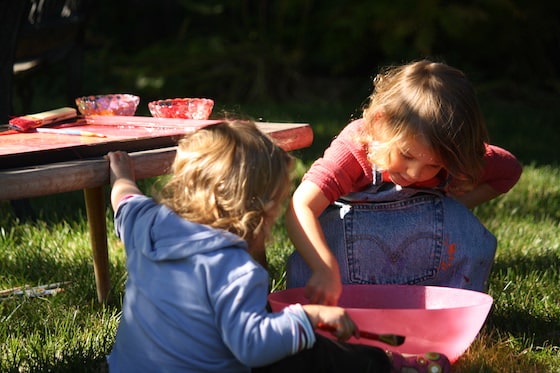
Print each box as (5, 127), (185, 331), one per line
(269, 284), (493, 363)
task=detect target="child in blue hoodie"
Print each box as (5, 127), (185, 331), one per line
(106, 120), (450, 373)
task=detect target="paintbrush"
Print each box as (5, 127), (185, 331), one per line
(8, 107), (77, 131)
(36, 127), (106, 138)
(0, 282), (71, 300)
(317, 322), (406, 346)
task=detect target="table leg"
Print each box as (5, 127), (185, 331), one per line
(83, 186), (110, 303)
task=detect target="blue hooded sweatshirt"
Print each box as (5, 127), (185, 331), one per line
(107, 195), (315, 373)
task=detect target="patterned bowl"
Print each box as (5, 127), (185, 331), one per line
(148, 98), (214, 120)
(75, 94), (140, 116)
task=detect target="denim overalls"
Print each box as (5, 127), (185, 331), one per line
(287, 169), (497, 292)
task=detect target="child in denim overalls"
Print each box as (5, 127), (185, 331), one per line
(285, 60), (522, 309)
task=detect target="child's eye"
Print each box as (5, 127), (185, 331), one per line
(400, 152), (413, 160)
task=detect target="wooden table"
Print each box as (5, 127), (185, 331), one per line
(0, 117), (313, 302)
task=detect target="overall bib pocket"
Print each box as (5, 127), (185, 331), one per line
(330, 195), (443, 285)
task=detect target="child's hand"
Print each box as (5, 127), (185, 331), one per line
(107, 151), (135, 186)
(302, 304), (358, 341)
(106, 151), (142, 211)
(304, 267), (342, 306)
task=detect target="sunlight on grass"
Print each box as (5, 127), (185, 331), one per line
(1, 162), (558, 371)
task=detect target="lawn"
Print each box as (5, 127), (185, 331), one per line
(1, 88), (559, 372)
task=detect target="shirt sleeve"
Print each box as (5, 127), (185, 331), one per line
(113, 194), (156, 246)
(479, 144), (523, 193)
(214, 267), (316, 367)
(303, 119), (374, 203)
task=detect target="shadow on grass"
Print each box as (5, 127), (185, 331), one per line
(487, 308), (560, 347)
(2, 190), (99, 227)
(488, 252), (560, 347)
(492, 251), (560, 278)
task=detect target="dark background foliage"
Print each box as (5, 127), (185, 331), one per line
(11, 0), (560, 166)
(81, 0), (559, 103)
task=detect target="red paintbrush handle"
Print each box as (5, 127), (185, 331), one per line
(359, 330), (381, 339)
(318, 322), (405, 346)
(318, 322), (375, 339)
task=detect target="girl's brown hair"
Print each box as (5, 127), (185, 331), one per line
(361, 59), (489, 188)
(158, 120), (293, 240)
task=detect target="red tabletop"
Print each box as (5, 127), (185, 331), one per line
(0, 116), (313, 169)
(0, 117), (220, 168)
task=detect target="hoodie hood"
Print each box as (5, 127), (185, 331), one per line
(116, 195), (248, 262)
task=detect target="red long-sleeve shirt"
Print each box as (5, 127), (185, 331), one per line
(304, 119), (523, 203)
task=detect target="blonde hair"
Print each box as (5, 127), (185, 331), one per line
(158, 120), (293, 240)
(361, 59), (488, 187)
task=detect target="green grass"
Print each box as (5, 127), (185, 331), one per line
(1, 94), (559, 372)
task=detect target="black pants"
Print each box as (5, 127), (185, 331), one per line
(253, 334), (391, 373)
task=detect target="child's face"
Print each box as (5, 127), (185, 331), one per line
(386, 138), (443, 186)
(246, 198), (285, 260)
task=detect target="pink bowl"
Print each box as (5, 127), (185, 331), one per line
(269, 284), (493, 363)
(148, 98), (214, 120)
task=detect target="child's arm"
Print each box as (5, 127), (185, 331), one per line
(221, 274), (357, 366)
(452, 183), (501, 209)
(451, 144), (522, 209)
(285, 180), (342, 306)
(107, 151), (143, 211)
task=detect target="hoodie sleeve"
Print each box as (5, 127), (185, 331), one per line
(213, 264), (316, 367)
(113, 195), (159, 252)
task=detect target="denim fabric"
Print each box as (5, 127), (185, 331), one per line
(287, 184), (497, 292)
